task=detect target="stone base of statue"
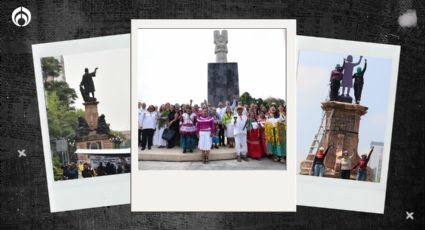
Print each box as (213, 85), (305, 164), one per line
(76, 134), (113, 149)
(83, 101), (99, 131)
(208, 62), (239, 106)
(300, 101), (373, 181)
(76, 100), (113, 149)
(336, 95), (353, 103)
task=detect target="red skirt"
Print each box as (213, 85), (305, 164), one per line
(247, 128), (263, 159)
(259, 128), (268, 154)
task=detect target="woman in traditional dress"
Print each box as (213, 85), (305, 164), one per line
(257, 110), (268, 156)
(179, 105), (197, 153)
(222, 106), (235, 148)
(196, 108), (215, 163)
(246, 104), (263, 159)
(265, 105), (286, 162)
(153, 104), (169, 148)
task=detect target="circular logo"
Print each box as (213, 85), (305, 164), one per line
(12, 6), (31, 27)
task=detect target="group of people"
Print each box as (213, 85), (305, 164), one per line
(138, 97), (287, 164)
(311, 144), (374, 181)
(61, 160), (130, 180)
(329, 55), (367, 104)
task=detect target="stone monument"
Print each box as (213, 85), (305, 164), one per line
(300, 101), (372, 179)
(75, 67), (113, 150)
(208, 30), (239, 106)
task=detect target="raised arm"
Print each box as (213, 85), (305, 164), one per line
(362, 60), (367, 75)
(90, 67), (98, 77)
(231, 97), (237, 111)
(366, 146), (374, 163)
(323, 144), (333, 157)
(353, 56), (363, 66)
(341, 58), (346, 71)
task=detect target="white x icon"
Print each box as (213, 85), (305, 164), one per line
(406, 211), (414, 220)
(18, 149), (26, 157)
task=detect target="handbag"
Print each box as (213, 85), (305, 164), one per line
(162, 128), (175, 141)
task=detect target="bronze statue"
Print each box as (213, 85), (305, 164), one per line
(96, 114), (110, 134)
(76, 117), (90, 137)
(80, 67), (98, 102)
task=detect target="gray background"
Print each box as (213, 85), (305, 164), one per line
(0, 0), (424, 229)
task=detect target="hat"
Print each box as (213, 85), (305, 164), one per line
(236, 105), (244, 111)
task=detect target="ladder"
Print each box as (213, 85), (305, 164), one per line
(309, 111), (327, 154)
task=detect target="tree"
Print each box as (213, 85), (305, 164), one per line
(41, 57), (62, 82)
(239, 92), (254, 106)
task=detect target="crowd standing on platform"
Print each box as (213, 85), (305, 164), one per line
(138, 97), (287, 164)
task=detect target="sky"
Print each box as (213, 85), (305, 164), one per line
(137, 29), (286, 106)
(297, 50), (393, 172)
(63, 48), (130, 132)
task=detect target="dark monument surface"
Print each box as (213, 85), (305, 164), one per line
(207, 62), (239, 106)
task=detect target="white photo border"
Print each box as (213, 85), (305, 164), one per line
(32, 34), (130, 212)
(296, 36), (400, 214)
(131, 20), (297, 212)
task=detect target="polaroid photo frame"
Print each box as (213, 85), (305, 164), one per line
(131, 20), (297, 211)
(33, 34), (130, 212)
(296, 36), (400, 213)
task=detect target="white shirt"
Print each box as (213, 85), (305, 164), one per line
(139, 111), (157, 129)
(266, 115), (285, 127)
(138, 108), (145, 128)
(340, 156), (353, 170)
(216, 107), (225, 119)
(233, 114), (248, 135)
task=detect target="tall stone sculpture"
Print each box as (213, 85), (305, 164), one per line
(75, 67), (113, 150)
(214, 30), (228, 63)
(208, 30), (239, 107)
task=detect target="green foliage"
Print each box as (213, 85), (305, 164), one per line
(41, 57), (62, 80)
(47, 91), (84, 138)
(239, 92), (254, 106)
(52, 152), (64, 181)
(44, 81), (78, 108)
(110, 130), (130, 148)
(45, 79), (83, 180)
(239, 92), (285, 109)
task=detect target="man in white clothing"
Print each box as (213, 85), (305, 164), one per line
(233, 106), (248, 162)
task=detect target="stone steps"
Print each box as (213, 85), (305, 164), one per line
(139, 146), (237, 162)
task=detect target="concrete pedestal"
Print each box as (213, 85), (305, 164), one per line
(300, 101), (371, 179)
(83, 101), (99, 131)
(208, 62), (239, 106)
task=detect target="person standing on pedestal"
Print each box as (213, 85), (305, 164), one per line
(233, 106), (248, 162)
(329, 60), (345, 101)
(352, 146), (374, 181)
(352, 59), (368, 104)
(140, 105), (157, 150)
(311, 145), (333, 177)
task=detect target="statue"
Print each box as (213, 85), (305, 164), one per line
(214, 30), (228, 63)
(96, 114), (110, 134)
(80, 67), (98, 102)
(76, 117), (90, 137)
(329, 59), (345, 101)
(341, 55), (362, 97)
(352, 59), (367, 104)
